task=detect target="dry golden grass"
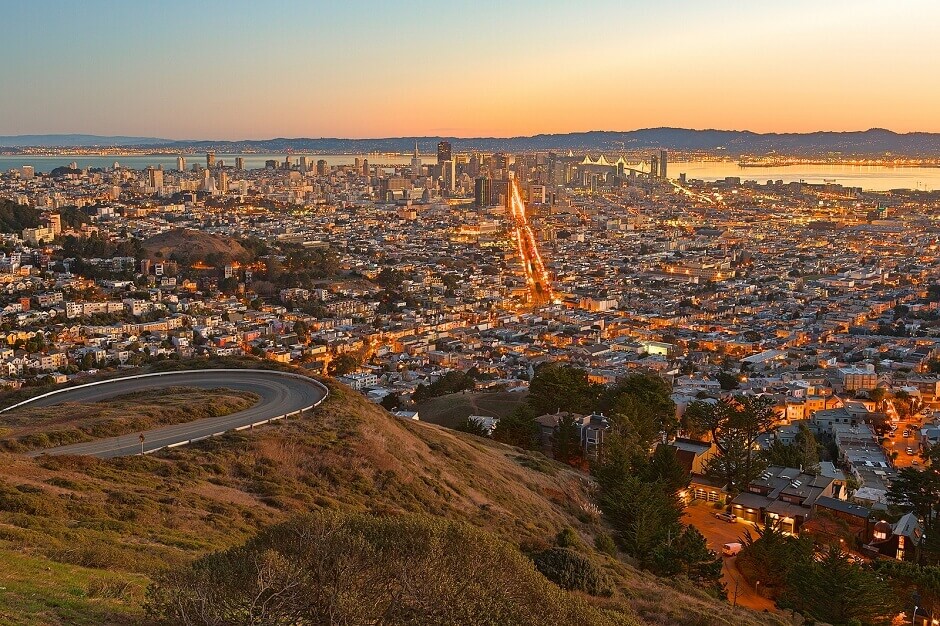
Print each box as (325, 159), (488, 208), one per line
(0, 372), (784, 626)
(0, 387), (258, 452)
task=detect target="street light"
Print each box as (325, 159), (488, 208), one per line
(138, 433), (145, 455)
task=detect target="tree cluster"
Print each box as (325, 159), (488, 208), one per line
(686, 395), (777, 493)
(411, 370), (476, 403)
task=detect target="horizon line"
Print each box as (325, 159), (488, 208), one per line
(0, 126), (933, 144)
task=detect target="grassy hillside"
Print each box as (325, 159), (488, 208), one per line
(418, 389), (528, 428)
(0, 369), (784, 625)
(0, 387), (258, 452)
(142, 228), (248, 263)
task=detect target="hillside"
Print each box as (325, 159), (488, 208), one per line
(418, 389), (528, 429)
(142, 228), (248, 264)
(0, 386), (258, 453)
(0, 372), (784, 625)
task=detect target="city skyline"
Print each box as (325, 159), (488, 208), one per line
(3, 0), (939, 139)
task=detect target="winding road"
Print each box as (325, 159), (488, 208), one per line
(1, 369), (328, 459)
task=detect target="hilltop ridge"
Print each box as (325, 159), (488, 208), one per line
(0, 369), (783, 625)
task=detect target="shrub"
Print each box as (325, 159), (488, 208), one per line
(147, 512), (619, 626)
(594, 532), (617, 558)
(556, 526), (581, 548)
(532, 547), (613, 596)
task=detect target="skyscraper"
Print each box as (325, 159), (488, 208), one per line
(411, 141), (422, 177)
(442, 159), (456, 192)
(235, 157), (244, 170)
(316, 159), (328, 176)
(176, 156), (186, 172)
(361, 158), (369, 177)
(206, 151), (216, 169)
(437, 141), (452, 164)
(474, 177), (491, 208)
(659, 149), (668, 179)
(650, 155), (658, 180)
(146, 167), (164, 194)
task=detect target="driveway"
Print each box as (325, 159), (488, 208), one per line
(683, 501), (779, 613)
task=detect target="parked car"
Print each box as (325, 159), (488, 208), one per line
(907, 447), (915, 456)
(903, 430), (910, 437)
(722, 542), (743, 557)
(715, 512), (737, 523)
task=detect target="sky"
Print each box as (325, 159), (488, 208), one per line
(2, 0), (938, 139)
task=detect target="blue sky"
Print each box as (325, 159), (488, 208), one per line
(2, 0), (938, 138)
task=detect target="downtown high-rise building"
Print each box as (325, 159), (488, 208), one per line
(176, 156), (186, 172)
(474, 177), (491, 208)
(316, 159), (328, 176)
(650, 155), (658, 179)
(437, 140), (452, 164)
(206, 151), (216, 169)
(659, 149), (668, 179)
(442, 159), (456, 192)
(411, 141), (422, 177)
(146, 167), (164, 193)
(235, 157), (244, 170)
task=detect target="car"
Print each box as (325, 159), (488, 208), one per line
(722, 542), (743, 557)
(715, 512), (737, 523)
(913, 460), (920, 466)
(907, 447), (916, 456)
(903, 431), (910, 437)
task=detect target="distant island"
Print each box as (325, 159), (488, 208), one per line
(4, 127), (940, 157)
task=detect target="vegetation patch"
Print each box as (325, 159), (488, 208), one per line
(0, 387), (258, 452)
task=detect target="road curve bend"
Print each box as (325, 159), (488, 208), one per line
(4, 369), (328, 459)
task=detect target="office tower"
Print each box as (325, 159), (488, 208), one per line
(146, 167), (164, 193)
(361, 158), (369, 177)
(235, 157), (244, 170)
(316, 159), (328, 176)
(218, 171), (229, 193)
(284, 155), (292, 169)
(176, 156), (186, 172)
(437, 141), (452, 164)
(206, 151), (216, 169)
(202, 169), (212, 191)
(659, 149), (668, 179)
(474, 177), (490, 208)
(467, 153), (481, 178)
(300, 156), (309, 172)
(442, 160), (456, 192)
(411, 141), (422, 177)
(354, 157), (362, 173)
(650, 155), (658, 179)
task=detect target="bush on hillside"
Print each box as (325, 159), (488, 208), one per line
(532, 547), (613, 596)
(146, 512), (621, 626)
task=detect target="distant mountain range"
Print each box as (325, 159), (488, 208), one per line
(0, 134), (167, 147)
(4, 128), (940, 156)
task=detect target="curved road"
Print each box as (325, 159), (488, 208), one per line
(3, 369), (327, 459)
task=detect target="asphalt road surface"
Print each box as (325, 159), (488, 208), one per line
(7, 369), (327, 459)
